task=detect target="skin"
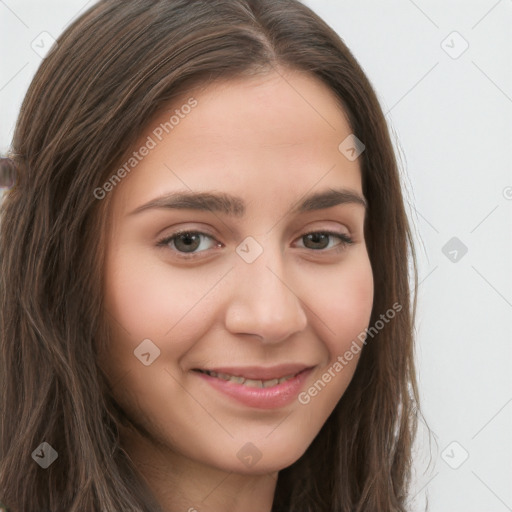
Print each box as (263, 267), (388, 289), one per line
(98, 68), (374, 512)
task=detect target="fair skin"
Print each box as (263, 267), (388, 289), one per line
(98, 68), (374, 512)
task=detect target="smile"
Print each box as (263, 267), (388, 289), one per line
(192, 365), (315, 409)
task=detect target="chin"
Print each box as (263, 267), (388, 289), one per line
(216, 436), (311, 476)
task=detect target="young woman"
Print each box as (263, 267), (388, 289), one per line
(0, 1), (420, 511)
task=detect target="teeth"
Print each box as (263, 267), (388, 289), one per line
(244, 378), (263, 388)
(262, 379), (279, 388)
(200, 370), (297, 388)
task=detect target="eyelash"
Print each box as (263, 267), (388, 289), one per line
(156, 229), (354, 260)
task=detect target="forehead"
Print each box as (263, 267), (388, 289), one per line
(108, 69), (362, 217)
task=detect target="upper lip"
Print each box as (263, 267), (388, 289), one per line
(193, 364), (314, 380)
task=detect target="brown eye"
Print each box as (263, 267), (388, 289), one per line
(303, 233), (330, 250)
(173, 232), (202, 253)
(156, 231), (221, 256)
(298, 231), (353, 251)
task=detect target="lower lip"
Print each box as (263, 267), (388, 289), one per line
(194, 368), (314, 409)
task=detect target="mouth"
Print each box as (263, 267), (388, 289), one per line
(192, 368), (307, 388)
(191, 365), (316, 409)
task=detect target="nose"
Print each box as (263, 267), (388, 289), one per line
(224, 244), (308, 344)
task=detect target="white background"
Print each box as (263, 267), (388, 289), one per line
(1, 1), (512, 511)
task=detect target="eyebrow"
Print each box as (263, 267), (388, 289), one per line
(128, 187), (367, 217)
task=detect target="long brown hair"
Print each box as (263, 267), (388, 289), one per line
(0, 1), (420, 510)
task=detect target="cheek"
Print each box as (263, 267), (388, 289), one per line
(304, 251), (374, 356)
(104, 247), (221, 348)
(295, 255), (373, 416)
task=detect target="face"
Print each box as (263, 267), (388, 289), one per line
(99, 69), (374, 476)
